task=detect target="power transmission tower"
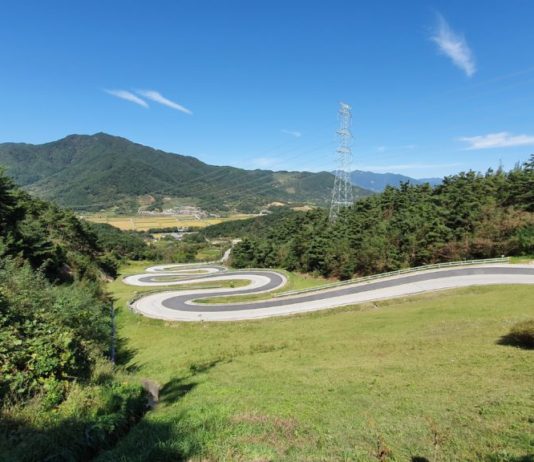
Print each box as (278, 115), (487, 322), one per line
(329, 102), (353, 221)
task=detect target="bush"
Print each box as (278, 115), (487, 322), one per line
(500, 320), (534, 349)
(513, 225), (534, 255)
(0, 259), (109, 405)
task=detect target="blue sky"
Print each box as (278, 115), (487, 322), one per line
(1, 0), (533, 178)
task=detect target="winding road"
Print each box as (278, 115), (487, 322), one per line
(124, 264), (228, 286)
(125, 263), (534, 322)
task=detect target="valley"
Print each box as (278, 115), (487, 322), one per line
(2, 2), (534, 459)
(1, 149), (533, 461)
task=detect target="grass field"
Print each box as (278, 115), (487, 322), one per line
(82, 213), (254, 231)
(99, 262), (534, 461)
(510, 255), (534, 264)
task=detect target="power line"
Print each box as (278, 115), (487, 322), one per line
(160, 140), (337, 202)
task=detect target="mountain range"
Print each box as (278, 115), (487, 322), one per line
(0, 133), (445, 212)
(349, 170), (441, 192)
(0, 133), (372, 213)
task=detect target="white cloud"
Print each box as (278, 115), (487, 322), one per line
(281, 129), (302, 138)
(460, 132), (534, 150)
(136, 90), (192, 114)
(375, 144), (416, 152)
(104, 89), (148, 108)
(251, 157), (278, 168)
(431, 14), (476, 77)
(359, 163), (462, 172)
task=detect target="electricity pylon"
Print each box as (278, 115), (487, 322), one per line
(329, 102), (353, 221)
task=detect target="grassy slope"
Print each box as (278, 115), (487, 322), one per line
(100, 262), (534, 461)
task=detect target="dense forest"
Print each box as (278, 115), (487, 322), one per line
(204, 157), (534, 278)
(0, 169), (152, 460)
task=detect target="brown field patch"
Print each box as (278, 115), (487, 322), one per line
(82, 214), (254, 231)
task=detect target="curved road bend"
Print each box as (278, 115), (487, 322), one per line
(124, 265), (228, 286)
(129, 265), (534, 322)
(146, 263), (227, 273)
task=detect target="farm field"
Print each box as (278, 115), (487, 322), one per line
(82, 213), (255, 231)
(98, 261), (534, 461)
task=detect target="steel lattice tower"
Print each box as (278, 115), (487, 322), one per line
(329, 102), (353, 221)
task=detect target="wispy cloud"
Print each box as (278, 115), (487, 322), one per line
(460, 132), (534, 150)
(104, 89), (148, 108)
(358, 163), (462, 173)
(136, 90), (192, 114)
(431, 14), (476, 77)
(281, 129), (302, 138)
(376, 144), (416, 152)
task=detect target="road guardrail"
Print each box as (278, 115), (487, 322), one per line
(274, 257), (510, 298)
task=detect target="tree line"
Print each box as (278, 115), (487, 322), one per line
(204, 157), (534, 279)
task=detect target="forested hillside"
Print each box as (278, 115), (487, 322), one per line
(0, 169), (151, 460)
(0, 133), (372, 212)
(205, 157), (534, 278)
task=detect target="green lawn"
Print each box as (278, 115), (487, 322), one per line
(196, 247), (224, 261)
(100, 262), (534, 461)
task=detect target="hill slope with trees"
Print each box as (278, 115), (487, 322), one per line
(0, 133), (372, 213)
(204, 157), (534, 278)
(0, 169), (154, 460)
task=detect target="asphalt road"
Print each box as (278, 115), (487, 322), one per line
(129, 264), (534, 321)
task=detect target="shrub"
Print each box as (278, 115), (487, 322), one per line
(0, 259), (109, 405)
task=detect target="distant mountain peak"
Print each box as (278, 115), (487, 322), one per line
(350, 170), (442, 192)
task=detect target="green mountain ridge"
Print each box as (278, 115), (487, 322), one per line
(0, 133), (372, 212)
